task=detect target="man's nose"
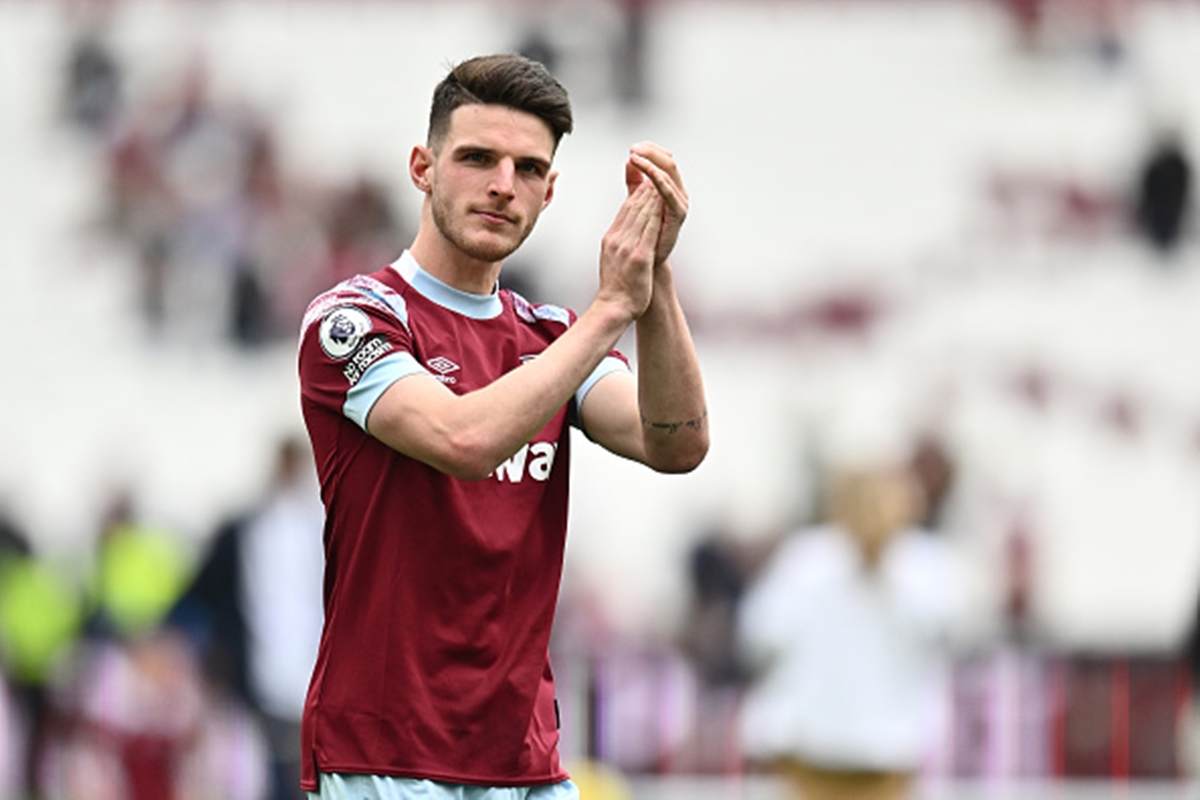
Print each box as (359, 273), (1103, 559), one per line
(489, 161), (516, 198)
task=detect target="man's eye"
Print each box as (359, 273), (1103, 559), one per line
(463, 152), (488, 164)
(518, 163), (545, 176)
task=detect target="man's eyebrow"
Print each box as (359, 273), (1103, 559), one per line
(452, 143), (493, 155)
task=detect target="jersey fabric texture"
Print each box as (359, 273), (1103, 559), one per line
(296, 251), (628, 790)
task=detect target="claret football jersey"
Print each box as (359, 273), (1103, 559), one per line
(296, 250), (627, 789)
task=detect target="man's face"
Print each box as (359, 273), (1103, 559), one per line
(424, 103), (557, 264)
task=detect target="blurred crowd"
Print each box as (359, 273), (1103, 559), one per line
(57, 0), (672, 351)
(1, 422), (1191, 799)
(0, 433), (323, 800)
(63, 12), (411, 349)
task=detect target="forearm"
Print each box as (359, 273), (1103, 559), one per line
(635, 261), (709, 472)
(370, 299), (633, 480)
(475, 299), (634, 458)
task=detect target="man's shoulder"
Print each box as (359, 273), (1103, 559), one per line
(301, 268), (412, 340)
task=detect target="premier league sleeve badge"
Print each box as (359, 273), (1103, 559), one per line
(318, 306), (373, 360)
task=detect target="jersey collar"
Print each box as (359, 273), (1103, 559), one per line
(390, 250), (503, 320)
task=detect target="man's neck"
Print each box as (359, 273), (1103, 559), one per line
(408, 230), (502, 296)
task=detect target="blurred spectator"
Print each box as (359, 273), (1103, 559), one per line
(171, 435), (324, 800)
(61, 13), (124, 141)
(43, 627), (269, 800)
(226, 127), (286, 348)
(324, 175), (408, 285)
(737, 453), (963, 800)
(86, 493), (192, 642)
(1134, 128), (1193, 257)
(907, 434), (956, 533)
(679, 530), (751, 689)
(104, 127), (175, 268)
(0, 511), (83, 800)
(677, 526), (775, 773)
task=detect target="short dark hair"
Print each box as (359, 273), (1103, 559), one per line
(428, 54), (573, 152)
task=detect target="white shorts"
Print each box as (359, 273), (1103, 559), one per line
(307, 773), (580, 800)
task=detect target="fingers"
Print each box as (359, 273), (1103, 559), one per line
(628, 141), (687, 265)
(611, 178), (660, 238)
(630, 142), (679, 175)
(631, 156), (683, 219)
(604, 180), (663, 272)
(630, 142), (686, 196)
(599, 180), (663, 319)
(625, 179), (664, 252)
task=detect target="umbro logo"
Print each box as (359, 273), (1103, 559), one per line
(427, 356), (460, 384)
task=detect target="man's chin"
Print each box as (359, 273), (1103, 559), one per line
(457, 234), (523, 264)
(459, 246), (513, 264)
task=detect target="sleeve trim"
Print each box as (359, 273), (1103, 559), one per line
(344, 351), (427, 429)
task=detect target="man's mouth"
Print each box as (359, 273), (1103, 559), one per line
(475, 209), (515, 225)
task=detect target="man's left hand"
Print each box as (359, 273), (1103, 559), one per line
(628, 141), (688, 266)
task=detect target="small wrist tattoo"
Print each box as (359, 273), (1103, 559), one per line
(641, 409), (708, 435)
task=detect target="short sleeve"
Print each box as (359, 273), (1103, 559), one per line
(298, 278), (427, 430)
(570, 355), (631, 429)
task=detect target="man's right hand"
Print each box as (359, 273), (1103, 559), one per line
(596, 179), (663, 321)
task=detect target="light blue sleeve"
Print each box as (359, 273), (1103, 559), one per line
(343, 351), (427, 430)
(572, 355), (631, 429)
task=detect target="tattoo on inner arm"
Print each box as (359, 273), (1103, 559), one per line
(641, 409), (708, 435)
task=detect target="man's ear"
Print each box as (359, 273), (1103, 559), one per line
(543, 170), (558, 208)
(410, 145), (434, 193)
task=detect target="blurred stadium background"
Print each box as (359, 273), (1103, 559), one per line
(3, 0), (1200, 798)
